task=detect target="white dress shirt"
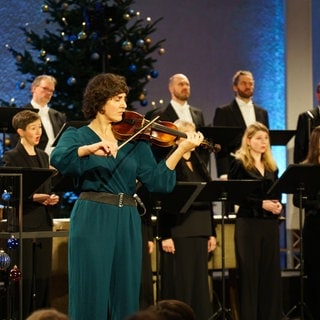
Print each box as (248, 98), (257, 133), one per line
(31, 100), (55, 155)
(170, 100), (194, 124)
(236, 97), (256, 127)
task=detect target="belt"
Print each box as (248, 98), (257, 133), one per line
(79, 191), (137, 207)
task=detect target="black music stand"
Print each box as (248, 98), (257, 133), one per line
(0, 107), (38, 151)
(150, 182), (207, 302)
(52, 120), (89, 147)
(199, 126), (244, 149)
(269, 130), (296, 146)
(197, 179), (262, 320)
(0, 167), (54, 200)
(0, 167), (54, 320)
(268, 164), (320, 320)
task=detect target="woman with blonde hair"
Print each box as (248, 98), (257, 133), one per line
(229, 122), (283, 320)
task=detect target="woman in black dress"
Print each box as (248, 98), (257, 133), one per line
(159, 119), (217, 320)
(228, 122), (282, 320)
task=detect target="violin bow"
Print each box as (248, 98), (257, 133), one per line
(117, 115), (160, 150)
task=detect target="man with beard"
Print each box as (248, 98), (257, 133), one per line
(143, 74), (208, 305)
(213, 70), (269, 179)
(145, 73), (206, 162)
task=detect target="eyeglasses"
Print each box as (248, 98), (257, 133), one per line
(38, 86), (54, 93)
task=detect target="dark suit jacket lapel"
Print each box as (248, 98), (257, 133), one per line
(165, 104), (179, 121)
(232, 100), (247, 127)
(189, 108), (202, 127)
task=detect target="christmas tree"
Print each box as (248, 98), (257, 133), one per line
(4, 0), (165, 120)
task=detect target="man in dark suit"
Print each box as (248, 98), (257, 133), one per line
(293, 82), (320, 163)
(213, 70), (269, 178)
(145, 73), (206, 161)
(24, 75), (66, 155)
(146, 73), (205, 127)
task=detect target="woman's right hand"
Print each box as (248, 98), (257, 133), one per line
(78, 141), (118, 158)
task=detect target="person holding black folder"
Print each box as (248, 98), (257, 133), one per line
(2, 110), (59, 318)
(228, 122), (282, 320)
(293, 125), (320, 319)
(50, 73), (204, 320)
(159, 119), (216, 320)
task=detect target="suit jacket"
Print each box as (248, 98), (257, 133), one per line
(145, 103), (207, 161)
(293, 107), (320, 164)
(24, 103), (66, 151)
(145, 103), (205, 128)
(2, 141), (54, 230)
(213, 99), (269, 176)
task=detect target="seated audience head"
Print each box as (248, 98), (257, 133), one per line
(148, 299), (196, 320)
(125, 310), (161, 320)
(25, 308), (69, 320)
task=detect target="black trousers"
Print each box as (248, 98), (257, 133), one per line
(161, 237), (213, 320)
(303, 214), (320, 320)
(235, 218), (282, 320)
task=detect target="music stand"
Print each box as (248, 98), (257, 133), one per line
(52, 120), (89, 147)
(269, 130), (296, 146)
(267, 164), (320, 320)
(199, 126), (244, 148)
(0, 167), (54, 320)
(150, 182), (207, 302)
(0, 167), (54, 200)
(197, 179), (262, 320)
(0, 107), (39, 151)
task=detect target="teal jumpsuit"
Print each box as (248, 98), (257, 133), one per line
(50, 126), (176, 320)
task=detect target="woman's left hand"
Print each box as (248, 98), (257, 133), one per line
(262, 199), (282, 215)
(177, 131), (204, 153)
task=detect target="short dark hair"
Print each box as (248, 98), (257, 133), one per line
(316, 82), (320, 93)
(82, 73), (129, 120)
(232, 70), (253, 86)
(12, 109), (40, 131)
(148, 299), (196, 320)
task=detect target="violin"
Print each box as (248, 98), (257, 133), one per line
(112, 111), (221, 153)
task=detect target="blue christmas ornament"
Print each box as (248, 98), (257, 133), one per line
(140, 99), (148, 107)
(0, 250), (11, 270)
(90, 52), (100, 60)
(136, 39), (144, 48)
(128, 9), (136, 17)
(2, 190), (11, 201)
(90, 32), (99, 40)
(7, 236), (19, 249)
(150, 70), (159, 78)
(67, 77), (76, 86)
(129, 64), (137, 72)
(68, 34), (77, 42)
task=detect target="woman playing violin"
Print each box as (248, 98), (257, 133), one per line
(50, 73), (204, 320)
